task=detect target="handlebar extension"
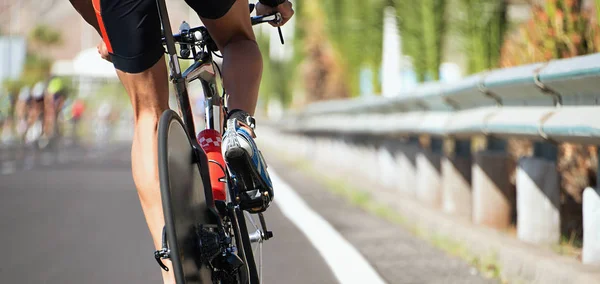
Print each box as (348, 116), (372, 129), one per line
(163, 13), (283, 45)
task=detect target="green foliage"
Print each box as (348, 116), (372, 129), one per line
(256, 27), (296, 109)
(501, 0), (596, 66)
(425, 0), (447, 81)
(24, 24), (63, 85)
(395, 0), (448, 82)
(256, 31), (274, 106)
(322, 0), (387, 96)
(597, 0), (600, 24)
(458, 0), (508, 73)
(21, 54), (53, 86)
(260, 0), (394, 106)
(29, 24), (62, 47)
(4, 24), (64, 97)
(2, 79), (24, 95)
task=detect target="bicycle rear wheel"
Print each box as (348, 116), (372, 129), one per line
(236, 209), (262, 284)
(158, 109), (217, 283)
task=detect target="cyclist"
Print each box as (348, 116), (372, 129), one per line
(15, 86), (31, 142)
(26, 80), (47, 145)
(0, 90), (12, 144)
(68, 0), (294, 282)
(45, 76), (68, 139)
(70, 98), (86, 143)
(95, 101), (113, 142)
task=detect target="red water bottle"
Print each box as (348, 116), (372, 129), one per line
(197, 129), (227, 201)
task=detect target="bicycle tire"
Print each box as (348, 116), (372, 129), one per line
(235, 208), (260, 284)
(158, 109), (217, 284)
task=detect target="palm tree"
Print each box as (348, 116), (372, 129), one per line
(322, 0), (387, 96)
(395, 0), (448, 82)
(29, 24), (62, 48)
(458, 0), (508, 73)
(21, 24), (63, 85)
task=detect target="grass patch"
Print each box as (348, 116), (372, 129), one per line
(552, 233), (583, 259)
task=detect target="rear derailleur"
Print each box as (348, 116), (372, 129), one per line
(154, 222), (244, 276)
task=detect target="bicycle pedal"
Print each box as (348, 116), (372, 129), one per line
(238, 188), (272, 213)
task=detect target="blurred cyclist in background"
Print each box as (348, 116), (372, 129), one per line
(45, 76), (68, 140)
(15, 86), (31, 142)
(26, 80), (47, 146)
(95, 101), (113, 143)
(0, 90), (12, 144)
(70, 98), (85, 143)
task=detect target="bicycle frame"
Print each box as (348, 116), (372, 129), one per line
(157, 0), (222, 212)
(156, 0), (200, 139)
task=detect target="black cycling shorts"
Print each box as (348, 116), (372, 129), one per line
(93, 0), (236, 73)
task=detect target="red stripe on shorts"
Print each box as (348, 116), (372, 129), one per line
(92, 0), (114, 53)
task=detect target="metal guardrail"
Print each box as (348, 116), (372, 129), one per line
(282, 53), (600, 145)
(271, 53), (600, 270)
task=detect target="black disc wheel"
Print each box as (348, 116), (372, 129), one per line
(158, 109), (218, 283)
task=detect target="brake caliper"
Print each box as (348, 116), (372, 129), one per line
(154, 227), (171, 271)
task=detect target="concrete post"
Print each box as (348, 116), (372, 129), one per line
(379, 146), (399, 189)
(397, 140), (419, 197)
(442, 140), (472, 220)
(583, 187), (600, 265)
(472, 138), (514, 229)
(516, 142), (561, 245)
(416, 138), (443, 208)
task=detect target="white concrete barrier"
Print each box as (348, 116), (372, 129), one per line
(516, 157), (561, 245)
(472, 152), (513, 229)
(397, 145), (418, 197)
(416, 150), (442, 208)
(442, 156), (472, 221)
(378, 148), (398, 189)
(583, 187), (600, 265)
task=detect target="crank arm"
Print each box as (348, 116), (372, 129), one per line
(258, 213), (273, 240)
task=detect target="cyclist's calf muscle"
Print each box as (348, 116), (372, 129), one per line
(199, 0), (262, 115)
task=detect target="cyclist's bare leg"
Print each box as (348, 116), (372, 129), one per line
(55, 97), (66, 135)
(200, 0), (262, 115)
(43, 95), (55, 137)
(70, 0), (174, 282)
(115, 59), (175, 284)
(27, 101), (41, 128)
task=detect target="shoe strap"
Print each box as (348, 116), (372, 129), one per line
(236, 119), (257, 139)
(228, 109), (255, 129)
(245, 116), (256, 130)
(228, 109), (257, 137)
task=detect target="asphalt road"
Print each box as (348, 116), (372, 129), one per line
(0, 142), (336, 284)
(1, 139), (493, 283)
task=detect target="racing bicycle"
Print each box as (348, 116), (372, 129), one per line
(153, 0), (283, 283)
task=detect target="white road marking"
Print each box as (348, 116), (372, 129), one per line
(269, 169), (387, 284)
